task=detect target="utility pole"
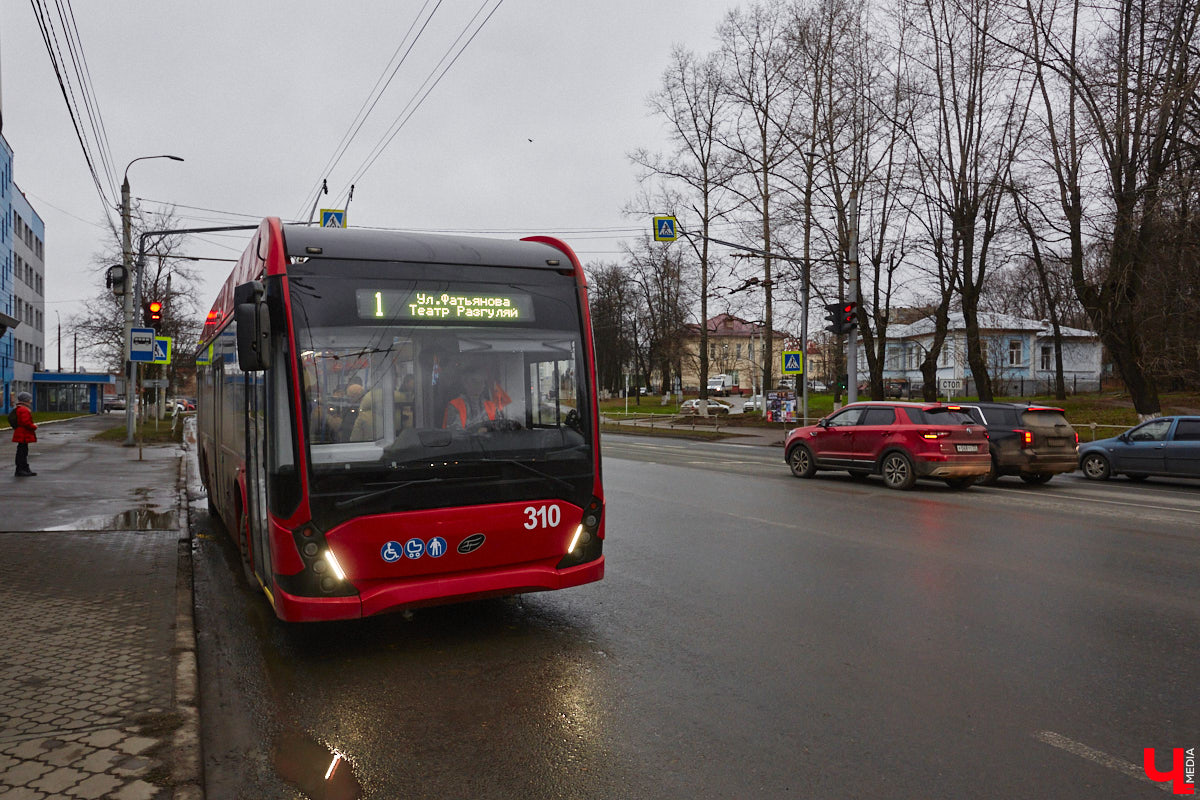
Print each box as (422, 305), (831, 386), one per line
(121, 155), (183, 445)
(847, 187), (859, 404)
(122, 174), (135, 443)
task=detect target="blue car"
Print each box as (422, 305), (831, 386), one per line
(1078, 416), (1200, 481)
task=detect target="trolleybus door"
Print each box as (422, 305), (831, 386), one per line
(244, 371), (270, 584)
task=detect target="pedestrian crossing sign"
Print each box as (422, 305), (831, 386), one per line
(653, 216), (678, 242)
(781, 351), (803, 375)
(152, 337), (172, 365)
(321, 209), (346, 228)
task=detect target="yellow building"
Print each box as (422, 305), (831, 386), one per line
(680, 314), (795, 395)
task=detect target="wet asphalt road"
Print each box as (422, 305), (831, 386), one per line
(193, 433), (1200, 799)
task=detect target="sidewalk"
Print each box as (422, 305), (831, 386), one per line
(0, 415), (200, 800)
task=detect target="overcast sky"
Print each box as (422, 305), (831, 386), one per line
(1, 1), (738, 369)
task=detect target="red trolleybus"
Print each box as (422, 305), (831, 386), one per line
(196, 219), (604, 622)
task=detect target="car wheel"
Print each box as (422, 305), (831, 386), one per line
(787, 445), (817, 478)
(1126, 473), (1149, 482)
(881, 452), (916, 490)
(1020, 473), (1053, 485)
(944, 477), (975, 490)
(1080, 453), (1111, 481)
(977, 456), (1000, 486)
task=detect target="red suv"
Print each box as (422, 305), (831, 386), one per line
(784, 401), (992, 490)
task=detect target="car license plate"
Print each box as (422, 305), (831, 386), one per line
(1048, 437), (1066, 447)
(956, 444), (977, 453)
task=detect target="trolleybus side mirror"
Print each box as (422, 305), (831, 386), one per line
(234, 280), (272, 371)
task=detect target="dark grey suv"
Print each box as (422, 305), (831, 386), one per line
(954, 402), (1078, 484)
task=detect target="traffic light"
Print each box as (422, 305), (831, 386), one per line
(146, 300), (164, 331)
(824, 301), (858, 334)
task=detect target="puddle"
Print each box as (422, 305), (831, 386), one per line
(273, 731), (362, 800)
(47, 508), (180, 531)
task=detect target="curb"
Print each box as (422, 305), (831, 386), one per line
(173, 445), (204, 800)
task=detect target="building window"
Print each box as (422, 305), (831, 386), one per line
(1008, 340), (1022, 366)
(736, 343), (742, 358)
(1041, 345), (1052, 371)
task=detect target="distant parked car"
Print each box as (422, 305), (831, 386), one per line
(743, 395), (765, 412)
(679, 399), (732, 415)
(954, 402), (1078, 484)
(807, 381), (829, 393)
(1078, 416), (1200, 482)
(784, 401), (991, 490)
(103, 395), (125, 412)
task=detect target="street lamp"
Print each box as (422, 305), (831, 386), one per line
(122, 155), (183, 445)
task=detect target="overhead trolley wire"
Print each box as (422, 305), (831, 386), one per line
(331, 0), (507, 206)
(293, 0), (446, 221)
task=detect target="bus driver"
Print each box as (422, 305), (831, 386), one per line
(443, 364), (511, 430)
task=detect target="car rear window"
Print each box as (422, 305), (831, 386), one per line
(1020, 409), (1071, 428)
(988, 407), (1022, 427)
(905, 407), (975, 425)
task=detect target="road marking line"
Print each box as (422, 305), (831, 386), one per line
(1034, 730), (1168, 792)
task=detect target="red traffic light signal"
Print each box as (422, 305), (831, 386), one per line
(824, 301), (858, 334)
(144, 300), (164, 330)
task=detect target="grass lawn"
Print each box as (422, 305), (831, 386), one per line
(599, 390), (1200, 440)
(90, 416), (185, 444)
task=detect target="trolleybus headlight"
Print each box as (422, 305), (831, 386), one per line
(567, 525), (584, 554)
(324, 549), (347, 581)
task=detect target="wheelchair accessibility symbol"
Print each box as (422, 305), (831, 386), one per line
(381, 541), (403, 563)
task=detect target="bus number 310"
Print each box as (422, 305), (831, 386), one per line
(523, 504), (561, 530)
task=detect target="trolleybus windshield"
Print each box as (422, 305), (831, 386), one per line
(288, 260), (594, 521)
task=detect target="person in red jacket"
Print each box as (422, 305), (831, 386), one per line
(11, 391), (37, 477)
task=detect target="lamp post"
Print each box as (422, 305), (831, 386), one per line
(122, 155), (183, 445)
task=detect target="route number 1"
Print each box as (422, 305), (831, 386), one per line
(524, 504), (560, 529)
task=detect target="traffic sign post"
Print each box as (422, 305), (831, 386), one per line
(939, 378), (963, 399)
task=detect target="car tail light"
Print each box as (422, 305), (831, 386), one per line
(921, 430), (950, 439)
(1074, 431), (1079, 444)
(1016, 429), (1033, 448)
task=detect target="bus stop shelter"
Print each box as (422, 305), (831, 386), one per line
(32, 371), (116, 413)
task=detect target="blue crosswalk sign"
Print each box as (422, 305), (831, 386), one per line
(653, 216), (678, 242)
(781, 351), (803, 375)
(320, 209), (346, 228)
(151, 337), (172, 365)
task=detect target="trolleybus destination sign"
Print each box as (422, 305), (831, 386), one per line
(356, 289), (535, 322)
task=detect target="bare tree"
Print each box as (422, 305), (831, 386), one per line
(1019, 0), (1200, 415)
(71, 206), (205, 386)
(903, 0), (1034, 401)
(717, 0), (804, 395)
(632, 46), (738, 400)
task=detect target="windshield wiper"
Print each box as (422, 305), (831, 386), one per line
(334, 476), (447, 509)
(473, 458), (577, 492)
